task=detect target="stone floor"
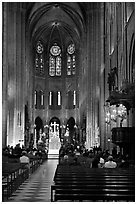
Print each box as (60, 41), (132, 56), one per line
(7, 159), (58, 202)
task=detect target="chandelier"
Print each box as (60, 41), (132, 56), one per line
(105, 103), (127, 125)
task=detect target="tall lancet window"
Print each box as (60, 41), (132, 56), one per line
(49, 43), (61, 76)
(73, 90), (76, 106)
(34, 91), (37, 106)
(67, 43), (76, 75)
(49, 91), (53, 106)
(40, 90), (44, 106)
(35, 41), (44, 75)
(57, 91), (61, 106)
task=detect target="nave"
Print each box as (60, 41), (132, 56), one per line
(2, 3), (135, 202)
(7, 159), (58, 202)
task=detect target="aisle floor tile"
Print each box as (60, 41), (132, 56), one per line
(7, 159), (58, 202)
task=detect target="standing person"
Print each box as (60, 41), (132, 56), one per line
(20, 151), (30, 175)
(104, 155), (117, 168)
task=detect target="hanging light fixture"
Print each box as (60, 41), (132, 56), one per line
(117, 104), (127, 118)
(110, 105), (117, 122)
(104, 102), (111, 124)
(105, 102), (127, 126)
(117, 104), (127, 127)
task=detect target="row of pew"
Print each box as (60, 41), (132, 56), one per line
(51, 165), (135, 202)
(2, 158), (42, 201)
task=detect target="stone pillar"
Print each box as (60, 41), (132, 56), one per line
(86, 3), (105, 149)
(2, 3), (8, 147)
(99, 3), (106, 150)
(3, 3), (28, 147)
(7, 3), (17, 147)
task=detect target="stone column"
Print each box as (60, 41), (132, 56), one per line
(2, 3), (8, 147)
(86, 3), (105, 149)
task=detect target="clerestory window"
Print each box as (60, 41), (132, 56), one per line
(35, 41), (44, 75)
(66, 90), (77, 109)
(49, 91), (62, 109)
(49, 43), (61, 76)
(67, 43), (76, 75)
(34, 89), (44, 109)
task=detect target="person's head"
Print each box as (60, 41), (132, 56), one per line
(108, 155), (113, 161)
(22, 151), (27, 156)
(100, 157), (104, 164)
(64, 154), (68, 160)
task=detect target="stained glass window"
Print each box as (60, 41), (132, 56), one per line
(35, 41), (44, 75)
(56, 57), (61, 76)
(35, 90), (44, 109)
(49, 44), (61, 76)
(67, 43), (75, 54)
(50, 45), (61, 56)
(67, 43), (76, 75)
(36, 41), (44, 54)
(49, 56), (55, 76)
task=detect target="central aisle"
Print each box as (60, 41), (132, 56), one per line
(8, 159), (58, 202)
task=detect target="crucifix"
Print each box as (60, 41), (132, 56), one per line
(51, 122), (59, 133)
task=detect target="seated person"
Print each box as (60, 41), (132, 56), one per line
(118, 158), (130, 168)
(104, 155), (117, 168)
(70, 157), (81, 166)
(20, 151), (30, 171)
(90, 156), (99, 168)
(98, 157), (105, 168)
(62, 154), (69, 164)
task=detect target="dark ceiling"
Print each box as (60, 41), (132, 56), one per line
(25, 2), (89, 47)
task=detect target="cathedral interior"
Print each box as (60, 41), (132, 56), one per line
(2, 2), (135, 158)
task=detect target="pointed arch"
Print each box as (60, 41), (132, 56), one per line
(35, 116), (43, 132)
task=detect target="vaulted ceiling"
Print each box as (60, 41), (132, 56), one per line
(26, 2), (87, 48)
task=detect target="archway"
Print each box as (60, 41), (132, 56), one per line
(35, 117), (43, 144)
(48, 117), (61, 156)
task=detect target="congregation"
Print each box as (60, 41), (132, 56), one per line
(58, 142), (134, 169)
(2, 142), (135, 201)
(2, 142), (134, 169)
(2, 143), (47, 165)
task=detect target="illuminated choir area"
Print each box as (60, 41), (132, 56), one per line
(32, 116), (81, 156)
(2, 2), (135, 160)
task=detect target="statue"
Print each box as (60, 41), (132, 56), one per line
(107, 67), (118, 92)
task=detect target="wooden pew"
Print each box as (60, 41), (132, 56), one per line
(2, 163), (29, 201)
(51, 166), (135, 202)
(2, 158), (42, 201)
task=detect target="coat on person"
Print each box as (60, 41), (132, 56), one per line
(20, 151), (30, 170)
(104, 155), (117, 168)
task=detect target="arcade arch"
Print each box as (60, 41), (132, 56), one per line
(64, 117), (77, 144)
(35, 116), (43, 143)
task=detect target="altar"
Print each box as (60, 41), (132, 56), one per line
(48, 122), (61, 156)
